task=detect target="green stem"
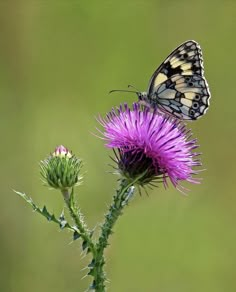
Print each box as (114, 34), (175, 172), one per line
(62, 177), (140, 291)
(62, 188), (96, 257)
(91, 179), (136, 291)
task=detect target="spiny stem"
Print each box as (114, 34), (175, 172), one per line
(62, 175), (142, 291)
(89, 179), (136, 291)
(62, 188), (96, 256)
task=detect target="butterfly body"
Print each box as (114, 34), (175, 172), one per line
(137, 40), (211, 120)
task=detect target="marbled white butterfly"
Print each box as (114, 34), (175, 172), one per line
(111, 40), (210, 120)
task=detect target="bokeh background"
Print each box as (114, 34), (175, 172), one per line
(1, 0), (235, 291)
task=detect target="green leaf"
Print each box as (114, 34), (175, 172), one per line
(82, 240), (88, 251)
(14, 190), (77, 233)
(73, 231), (81, 241)
(89, 280), (96, 290)
(88, 259), (95, 268)
(87, 268), (95, 276)
(42, 206), (51, 220)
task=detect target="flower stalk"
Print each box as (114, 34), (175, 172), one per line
(58, 178), (137, 292)
(59, 173), (138, 291)
(62, 188), (96, 256)
(90, 178), (135, 291)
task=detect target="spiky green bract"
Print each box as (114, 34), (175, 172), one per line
(40, 145), (82, 191)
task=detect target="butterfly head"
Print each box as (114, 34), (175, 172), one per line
(137, 91), (148, 101)
(136, 91), (154, 108)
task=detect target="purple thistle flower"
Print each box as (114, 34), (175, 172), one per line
(98, 103), (201, 193)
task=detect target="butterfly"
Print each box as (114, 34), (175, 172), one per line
(111, 40), (211, 120)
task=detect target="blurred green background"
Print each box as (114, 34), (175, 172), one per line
(1, 0), (235, 291)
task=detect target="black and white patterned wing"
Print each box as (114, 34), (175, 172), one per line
(147, 40), (210, 120)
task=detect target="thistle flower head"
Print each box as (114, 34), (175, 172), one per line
(40, 145), (82, 191)
(98, 103), (201, 193)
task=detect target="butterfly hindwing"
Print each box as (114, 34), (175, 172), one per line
(146, 40), (210, 120)
(154, 75), (210, 120)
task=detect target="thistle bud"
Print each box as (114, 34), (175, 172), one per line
(40, 145), (82, 190)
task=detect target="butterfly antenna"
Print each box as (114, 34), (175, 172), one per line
(109, 89), (138, 94)
(128, 84), (140, 91)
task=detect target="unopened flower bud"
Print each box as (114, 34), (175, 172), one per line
(40, 145), (82, 190)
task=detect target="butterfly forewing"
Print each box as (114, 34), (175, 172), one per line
(146, 40), (210, 120)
